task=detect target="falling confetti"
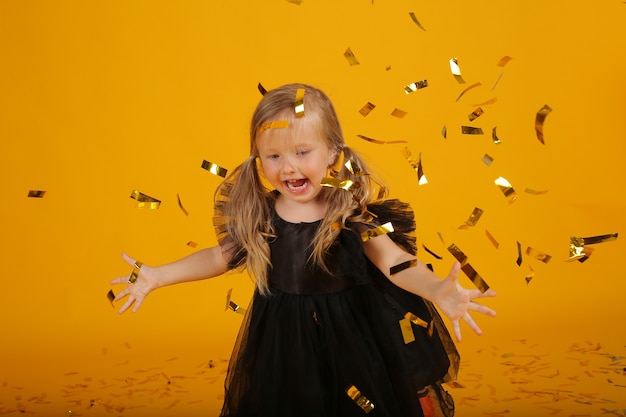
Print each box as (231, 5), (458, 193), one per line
(391, 108), (407, 118)
(455, 82), (482, 102)
(404, 80), (428, 93)
(176, 193), (189, 216)
(130, 190), (161, 209)
(359, 102), (376, 116)
(535, 104), (552, 144)
(449, 58), (466, 83)
(356, 134), (407, 145)
(27, 190), (46, 198)
(495, 176), (517, 203)
(201, 160), (228, 178)
(408, 12), (427, 31)
(344, 47), (360, 66)
(294, 88), (305, 118)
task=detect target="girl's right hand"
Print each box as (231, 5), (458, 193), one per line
(109, 252), (159, 314)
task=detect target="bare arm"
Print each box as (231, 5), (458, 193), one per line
(109, 246), (230, 314)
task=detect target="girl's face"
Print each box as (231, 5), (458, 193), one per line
(256, 115), (335, 207)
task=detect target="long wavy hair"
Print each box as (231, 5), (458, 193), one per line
(214, 83), (387, 295)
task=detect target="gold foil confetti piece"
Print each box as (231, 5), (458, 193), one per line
(404, 80), (429, 94)
(176, 193), (189, 216)
(106, 290), (115, 306)
(286, 0), (303, 4)
(361, 222), (394, 242)
(28, 190), (46, 198)
(401, 147), (428, 185)
(468, 107), (484, 121)
(331, 222), (343, 231)
(345, 385), (375, 413)
(496, 56), (513, 67)
(344, 47), (360, 66)
(408, 12), (427, 31)
(461, 126), (484, 135)
(455, 82), (482, 102)
(482, 154), (494, 166)
(491, 72), (505, 91)
(321, 177), (354, 190)
(405, 312), (428, 328)
(579, 232), (618, 245)
(224, 288), (233, 311)
(344, 159), (363, 177)
(495, 176), (517, 203)
(187, 241), (198, 248)
(524, 188), (548, 195)
(441, 125), (447, 139)
(356, 134), (407, 145)
(422, 244), (443, 260)
(257, 120), (289, 135)
(525, 267), (534, 284)
(492, 126), (501, 144)
(569, 236), (593, 262)
(449, 58), (466, 84)
(516, 241), (523, 266)
(294, 88), (305, 118)
(257, 82), (267, 96)
(385, 65), (392, 71)
(359, 102), (376, 116)
(390, 259), (417, 275)
(437, 232), (445, 244)
(485, 230), (499, 249)
(130, 190), (161, 209)
(399, 317), (415, 344)
(459, 207), (484, 229)
(526, 246), (552, 263)
(473, 97), (498, 107)
(535, 104), (552, 144)
(201, 160), (228, 178)
(447, 244), (490, 293)
(391, 108), (407, 118)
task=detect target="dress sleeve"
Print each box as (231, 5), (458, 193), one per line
(360, 199), (417, 255)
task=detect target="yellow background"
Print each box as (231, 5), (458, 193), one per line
(1, 0), (625, 416)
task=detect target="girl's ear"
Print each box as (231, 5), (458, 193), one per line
(328, 149), (345, 177)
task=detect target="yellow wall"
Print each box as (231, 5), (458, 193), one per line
(1, 1), (624, 415)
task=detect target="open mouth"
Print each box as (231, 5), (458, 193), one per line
(285, 178), (309, 192)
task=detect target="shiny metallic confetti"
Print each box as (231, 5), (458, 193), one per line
(526, 246), (551, 263)
(455, 82), (481, 102)
(258, 120), (289, 135)
(390, 259), (417, 275)
(176, 193), (189, 216)
(391, 108), (407, 118)
(187, 241), (198, 248)
(535, 104), (552, 144)
(441, 125), (447, 139)
(495, 176), (517, 203)
(485, 230), (499, 249)
(399, 317), (415, 344)
(580, 232), (618, 244)
(459, 207), (484, 229)
(482, 154), (494, 166)
(516, 241), (522, 266)
(294, 88), (305, 118)
(361, 222), (394, 242)
(321, 177), (354, 190)
(568, 233), (617, 262)
(473, 97), (498, 106)
(447, 244), (490, 293)
(408, 12), (427, 31)
(491, 72), (504, 91)
(106, 290), (115, 306)
(461, 126), (484, 135)
(449, 58), (466, 84)
(356, 134), (407, 145)
(225, 288), (244, 314)
(492, 126), (501, 144)
(344, 159), (363, 177)
(468, 107), (484, 121)
(345, 385), (375, 413)
(401, 147), (428, 185)
(201, 160), (228, 178)
(404, 80), (428, 94)
(286, 0), (303, 4)
(422, 243), (443, 259)
(496, 55), (513, 67)
(359, 102), (376, 117)
(27, 190), (46, 198)
(524, 188), (548, 195)
(405, 311), (428, 328)
(525, 267), (534, 284)
(257, 82), (267, 96)
(130, 190), (161, 209)
(344, 47), (360, 66)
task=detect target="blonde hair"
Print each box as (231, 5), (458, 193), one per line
(215, 83), (387, 295)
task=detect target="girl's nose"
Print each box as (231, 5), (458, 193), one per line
(280, 156), (296, 173)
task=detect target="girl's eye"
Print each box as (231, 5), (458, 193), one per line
(266, 154), (279, 160)
(297, 149), (309, 156)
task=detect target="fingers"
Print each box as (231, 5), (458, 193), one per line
(463, 312), (483, 336)
(452, 320), (462, 342)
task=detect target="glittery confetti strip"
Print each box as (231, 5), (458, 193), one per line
(345, 385), (375, 413)
(356, 134), (407, 145)
(401, 147), (428, 185)
(526, 246), (552, 263)
(257, 82), (267, 96)
(482, 154), (494, 166)
(459, 207), (484, 229)
(404, 80), (428, 94)
(455, 82), (482, 102)
(447, 244), (490, 293)
(449, 58), (466, 84)
(201, 160), (228, 178)
(344, 47), (360, 66)
(257, 120), (289, 135)
(106, 290), (115, 306)
(176, 193), (189, 216)
(390, 259), (417, 275)
(294, 88), (305, 118)
(422, 243), (443, 259)
(130, 190), (161, 209)
(361, 222), (394, 242)
(535, 104), (552, 144)
(468, 107), (484, 121)
(485, 230), (499, 249)
(359, 102), (376, 116)
(408, 12), (427, 31)
(492, 126), (501, 144)
(391, 108), (407, 118)
(495, 176), (517, 203)
(462, 126), (484, 135)
(27, 190), (46, 198)
(321, 177), (354, 190)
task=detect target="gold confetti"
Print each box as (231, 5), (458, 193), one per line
(496, 55), (513, 67)
(576, 232), (618, 245)
(187, 241), (198, 248)
(492, 126), (501, 144)
(257, 82), (267, 96)
(201, 160), (228, 178)
(525, 267), (534, 284)
(225, 288), (244, 314)
(491, 72), (504, 91)
(359, 102), (376, 116)
(468, 107), (484, 121)
(535, 104), (552, 144)
(130, 190), (161, 209)
(176, 193), (189, 216)
(462, 126), (484, 135)
(459, 207), (484, 229)
(495, 176), (517, 203)
(106, 290), (115, 306)
(391, 108), (407, 118)
(344, 47), (360, 66)
(28, 190), (46, 198)
(321, 177), (354, 190)
(526, 246), (552, 263)
(401, 147), (428, 185)
(455, 82), (482, 102)
(447, 244), (490, 293)
(356, 134), (407, 145)
(361, 222), (394, 242)
(344, 159), (363, 177)
(258, 120), (289, 135)
(485, 230), (499, 249)
(482, 154), (494, 166)
(516, 241), (523, 266)
(449, 57), (466, 84)
(390, 259), (417, 275)
(404, 80), (428, 93)
(405, 312), (428, 328)
(569, 234), (617, 262)
(422, 243), (443, 259)
(294, 88), (305, 118)
(437, 232), (445, 244)
(286, 0), (303, 4)
(399, 317), (415, 344)
(524, 188), (548, 195)
(345, 385), (375, 413)
(441, 125), (447, 139)
(408, 12), (427, 31)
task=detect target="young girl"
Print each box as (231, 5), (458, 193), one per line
(110, 83), (496, 417)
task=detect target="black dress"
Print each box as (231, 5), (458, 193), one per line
(218, 200), (459, 417)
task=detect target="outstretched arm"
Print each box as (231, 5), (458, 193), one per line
(363, 234), (496, 341)
(109, 246), (230, 314)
